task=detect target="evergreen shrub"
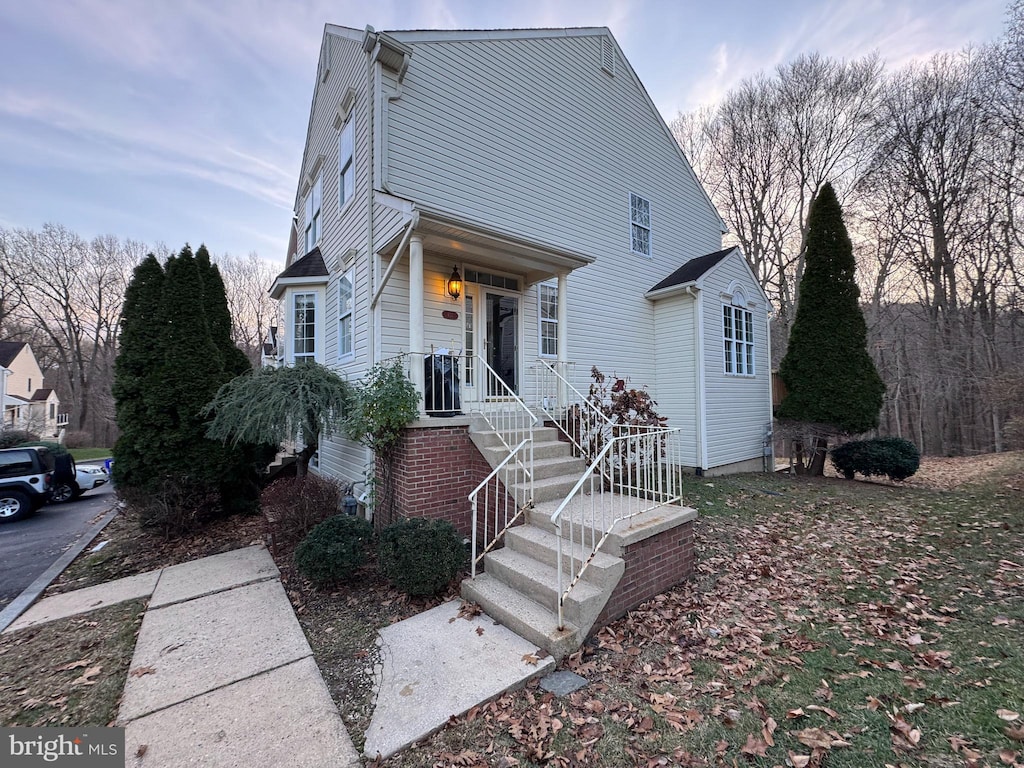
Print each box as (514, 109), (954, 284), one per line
(0, 430), (40, 449)
(294, 515), (374, 585)
(830, 437), (921, 481)
(377, 518), (466, 596)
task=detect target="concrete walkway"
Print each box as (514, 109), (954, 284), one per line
(3, 546), (360, 768)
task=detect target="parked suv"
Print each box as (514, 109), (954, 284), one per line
(0, 446), (55, 522)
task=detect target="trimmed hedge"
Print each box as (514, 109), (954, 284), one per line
(378, 518), (466, 596)
(294, 515), (374, 585)
(830, 437), (921, 481)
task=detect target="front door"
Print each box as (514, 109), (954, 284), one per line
(485, 292), (518, 395)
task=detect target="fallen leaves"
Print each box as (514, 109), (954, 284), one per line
(70, 665), (102, 686)
(998, 709), (1021, 722)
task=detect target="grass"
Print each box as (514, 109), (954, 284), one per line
(366, 452), (1024, 767)
(0, 600), (146, 727)
(69, 447), (113, 462)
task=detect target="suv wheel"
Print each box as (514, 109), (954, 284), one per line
(0, 490), (32, 522)
(51, 482), (78, 504)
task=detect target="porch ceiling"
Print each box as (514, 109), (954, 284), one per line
(410, 211), (594, 285)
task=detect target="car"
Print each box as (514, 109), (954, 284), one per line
(0, 446), (56, 522)
(50, 462), (109, 504)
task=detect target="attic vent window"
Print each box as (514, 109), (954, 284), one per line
(600, 37), (615, 75)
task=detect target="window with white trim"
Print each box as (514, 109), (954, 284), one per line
(338, 269), (354, 359)
(338, 115), (354, 209)
(723, 300), (755, 376)
(304, 176), (321, 253)
(630, 193), (651, 256)
(293, 292), (317, 362)
(539, 283), (558, 357)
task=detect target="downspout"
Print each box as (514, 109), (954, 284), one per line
(364, 27), (377, 365)
(765, 306), (774, 472)
(687, 285), (708, 473)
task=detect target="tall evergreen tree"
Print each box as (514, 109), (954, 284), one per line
(196, 244), (251, 377)
(112, 254), (167, 489)
(777, 183), (885, 474)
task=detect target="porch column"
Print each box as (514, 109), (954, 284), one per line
(557, 271), (569, 409)
(409, 234), (425, 414)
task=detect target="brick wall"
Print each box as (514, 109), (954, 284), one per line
(378, 424), (505, 541)
(592, 518), (695, 630)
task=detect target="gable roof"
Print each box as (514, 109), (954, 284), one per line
(647, 247), (737, 294)
(0, 341), (27, 368)
(31, 388), (54, 401)
(275, 247), (328, 280)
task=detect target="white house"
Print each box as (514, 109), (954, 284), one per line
(271, 24), (772, 660)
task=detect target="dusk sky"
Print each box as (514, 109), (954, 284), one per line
(0, 0), (1010, 268)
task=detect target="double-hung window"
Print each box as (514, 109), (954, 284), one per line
(723, 302), (755, 376)
(304, 176), (322, 253)
(338, 115), (354, 210)
(293, 292), (317, 362)
(630, 193), (651, 256)
(338, 269), (354, 359)
(539, 283), (558, 357)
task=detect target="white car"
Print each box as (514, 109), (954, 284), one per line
(50, 464), (109, 503)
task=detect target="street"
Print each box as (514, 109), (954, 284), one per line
(0, 475), (116, 611)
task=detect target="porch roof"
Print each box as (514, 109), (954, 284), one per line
(384, 209), (594, 285)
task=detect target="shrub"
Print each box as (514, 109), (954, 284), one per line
(119, 476), (221, 539)
(20, 440), (69, 456)
(63, 430), (94, 449)
(260, 475), (344, 552)
(830, 437), (921, 481)
(0, 430), (40, 449)
(294, 515), (374, 585)
(378, 518), (466, 596)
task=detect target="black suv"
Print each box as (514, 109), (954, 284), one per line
(0, 446), (55, 522)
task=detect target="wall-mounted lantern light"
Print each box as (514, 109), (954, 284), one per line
(446, 266), (463, 301)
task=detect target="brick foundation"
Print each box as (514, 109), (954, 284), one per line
(379, 423), (494, 540)
(592, 518), (696, 630)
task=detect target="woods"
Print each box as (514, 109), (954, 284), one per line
(0, 225), (280, 446)
(674, 1), (1024, 456)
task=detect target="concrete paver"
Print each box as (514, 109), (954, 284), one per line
(3, 570), (160, 634)
(118, 579), (310, 722)
(124, 657), (360, 768)
(149, 545), (278, 608)
(363, 599), (555, 761)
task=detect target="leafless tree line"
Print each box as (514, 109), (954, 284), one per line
(0, 224), (281, 446)
(672, 2), (1024, 455)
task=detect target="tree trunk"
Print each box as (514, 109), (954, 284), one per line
(808, 436), (828, 476)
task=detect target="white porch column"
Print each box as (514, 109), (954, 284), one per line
(409, 235), (425, 414)
(556, 271), (569, 409)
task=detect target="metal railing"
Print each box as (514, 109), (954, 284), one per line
(551, 424), (683, 629)
(533, 359), (615, 463)
(469, 438), (532, 576)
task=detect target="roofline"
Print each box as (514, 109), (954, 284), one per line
(269, 274), (329, 300)
(645, 282), (698, 301)
(385, 27), (612, 43)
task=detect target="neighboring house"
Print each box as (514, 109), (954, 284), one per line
(272, 24), (773, 662)
(0, 341), (67, 438)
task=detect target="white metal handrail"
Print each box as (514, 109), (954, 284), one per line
(533, 359), (615, 461)
(469, 438), (533, 575)
(551, 425), (682, 629)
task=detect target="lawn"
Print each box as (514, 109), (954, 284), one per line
(69, 447), (113, 462)
(364, 453), (1023, 767)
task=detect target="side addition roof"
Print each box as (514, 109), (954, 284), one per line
(31, 388), (54, 401)
(646, 247), (737, 295)
(269, 247), (330, 300)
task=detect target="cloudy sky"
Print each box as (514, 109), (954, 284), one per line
(0, 0), (1010, 266)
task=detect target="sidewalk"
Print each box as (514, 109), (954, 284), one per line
(4, 545), (360, 768)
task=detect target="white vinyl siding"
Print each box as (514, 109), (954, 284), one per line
(538, 282), (557, 357)
(292, 292), (317, 361)
(304, 176), (321, 253)
(652, 293), (699, 466)
(338, 268), (354, 359)
(723, 304), (754, 376)
(630, 193), (651, 257)
(339, 115), (354, 210)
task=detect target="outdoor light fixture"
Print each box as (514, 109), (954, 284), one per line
(446, 266), (463, 301)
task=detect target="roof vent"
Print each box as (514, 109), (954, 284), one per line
(600, 36), (615, 76)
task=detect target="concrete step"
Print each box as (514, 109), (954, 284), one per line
(461, 573), (580, 661)
(531, 454), (587, 481)
(475, 440), (575, 470)
(504, 524), (624, 591)
(511, 474), (580, 505)
(469, 426), (561, 449)
(483, 547), (604, 628)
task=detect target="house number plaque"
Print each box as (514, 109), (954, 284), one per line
(442, 310), (459, 320)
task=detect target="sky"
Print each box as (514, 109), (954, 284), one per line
(0, 0), (1011, 268)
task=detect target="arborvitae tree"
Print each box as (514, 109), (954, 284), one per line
(196, 244), (251, 377)
(777, 183), (885, 474)
(112, 254), (167, 489)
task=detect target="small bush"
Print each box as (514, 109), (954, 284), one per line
(294, 515), (374, 585)
(20, 440), (69, 456)
(260, 475), (344, 552)
(0, 430), (40, 449)
(63, 430), (95, 449)
(378, 518), (466, 596)
(831, 437), (921, 481)
(119, 476), (221, 538)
